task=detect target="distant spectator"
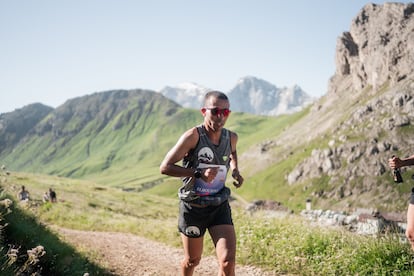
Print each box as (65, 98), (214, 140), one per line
(43, 192), (50, 203)
(49, 188), (57, 203)
(18, 185), (30, 201)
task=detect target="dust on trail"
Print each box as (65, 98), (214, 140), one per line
(54, 227), (278, 276)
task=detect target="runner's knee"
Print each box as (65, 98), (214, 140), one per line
(219, 258), (235, 271)
(182, 256), (201, 268)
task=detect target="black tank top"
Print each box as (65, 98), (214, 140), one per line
(179, 125), (231, 201)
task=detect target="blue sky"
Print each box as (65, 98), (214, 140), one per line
(1, 1), (411, 113)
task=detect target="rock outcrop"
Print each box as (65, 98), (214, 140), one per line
(334, 3), (414, 92)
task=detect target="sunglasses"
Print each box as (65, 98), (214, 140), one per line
(204, 107), (231, 117)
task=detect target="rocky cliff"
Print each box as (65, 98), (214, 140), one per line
(334, 2), (414, 92)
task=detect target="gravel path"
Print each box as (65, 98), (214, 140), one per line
(55, 227), (277, 276)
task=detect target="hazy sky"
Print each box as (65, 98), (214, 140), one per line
(1, 1), (411, 113)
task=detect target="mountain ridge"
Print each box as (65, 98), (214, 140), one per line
(1, 2), (414, 213)
(159, 75), (315, 116)
(0, 103), (53, 155)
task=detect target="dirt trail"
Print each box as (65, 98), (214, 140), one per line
(55, 227), (277, 276)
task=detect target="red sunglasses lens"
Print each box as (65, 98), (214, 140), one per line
(210, 108), (230, 116)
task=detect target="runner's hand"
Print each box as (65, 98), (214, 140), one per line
(232, 169), (243, 188)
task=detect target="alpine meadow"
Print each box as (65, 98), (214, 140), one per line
(2, 2), (414, 275)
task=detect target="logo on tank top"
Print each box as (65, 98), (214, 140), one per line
(198, 147), (214, 163)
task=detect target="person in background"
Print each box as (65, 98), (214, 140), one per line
(43, 191), (50, 202)
(18, 185), (30, 201)
(49, 188), (57, 203)
(389, 154), (414, 249)
(160, 91), (244, 276)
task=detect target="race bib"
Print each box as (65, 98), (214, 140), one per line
(194, 163), (227, 196)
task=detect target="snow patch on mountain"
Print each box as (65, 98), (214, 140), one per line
(159, 82), (210, 109)
(159, 76), (316, 116)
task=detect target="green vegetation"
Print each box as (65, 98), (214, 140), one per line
(0, 174), (111, 274)
(2, 205), (111, 275)
(4, 173), (179, 244)
(2, 99), (319, 214)
(236, 132), (333, 210)
(3, 90), (410, 213)
(2, 88), (414, 274)
(236, 212), (414, 275)
(2, 172), (414, 275)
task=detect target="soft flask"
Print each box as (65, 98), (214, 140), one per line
(393, 168), (403, 183)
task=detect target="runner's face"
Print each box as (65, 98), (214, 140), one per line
(202, 97), (230, 131)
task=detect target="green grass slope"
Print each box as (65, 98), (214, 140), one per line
(1, 90), (307, 196)
(3, 172), (414, 275)
(2, 81), (412, 213)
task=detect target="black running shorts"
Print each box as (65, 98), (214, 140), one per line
(178, 200), (233, 238)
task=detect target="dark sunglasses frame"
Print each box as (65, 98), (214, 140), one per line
(204, 107), (231, 116)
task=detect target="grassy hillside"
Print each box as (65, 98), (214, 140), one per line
(3, 172), (179, 242)
(2, 84), (413, 214)
(1, 90), (309, 207)
(2, 172), (414, 275)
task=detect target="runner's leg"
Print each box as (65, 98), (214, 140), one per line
(209, 224), (236, 276)
(181, 234), (203, 276)
(406, 203), (414, 250)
